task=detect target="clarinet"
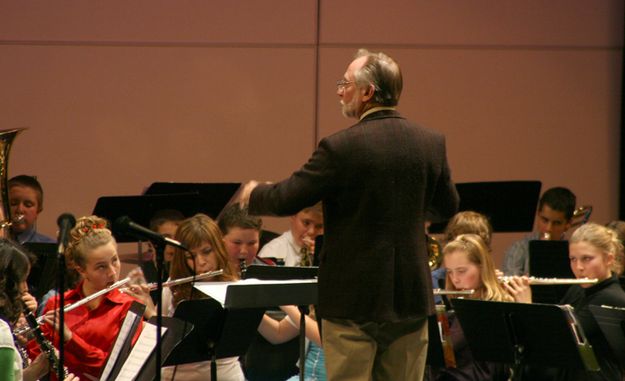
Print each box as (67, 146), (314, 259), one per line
(239, 258), (247, 278)
(22, 305), (69, 379)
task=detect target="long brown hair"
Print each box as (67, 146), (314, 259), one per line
(443, 234), (512, 302)
(170, 214), (238, 306)
(0, 240), (31, 325)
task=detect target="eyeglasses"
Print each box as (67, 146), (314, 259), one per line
(336, 79), (354, 90)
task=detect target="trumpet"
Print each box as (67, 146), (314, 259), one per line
(498, 276), (598, 285)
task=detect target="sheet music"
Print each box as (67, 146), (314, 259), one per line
(115, 322), (168, 381)
(194, 278), (317, 306)
(100, 311), (141, 381)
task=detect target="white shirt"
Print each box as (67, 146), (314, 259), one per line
(257, 230), (305, 267)
(0, 319), (23, 381)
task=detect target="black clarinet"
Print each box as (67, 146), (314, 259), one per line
(239, 258), (247, 278)
(22, 305), (69, 379)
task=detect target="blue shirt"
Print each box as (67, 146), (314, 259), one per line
(15, 226), (55, 244)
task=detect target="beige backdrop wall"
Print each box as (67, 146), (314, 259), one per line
(0, 0), (622, 266)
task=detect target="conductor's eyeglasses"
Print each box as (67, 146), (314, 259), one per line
(336, 79), (354, 90)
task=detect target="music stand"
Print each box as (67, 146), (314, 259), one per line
(529, 240), (572, 303)
(24, 242), (59, 300)
(92, 193), (202, 243)
(100, 301), (146, 381)
(166, 297), (265, 381)
(186, 278), (317, 381)
(425, 313), (445, 368)
(105, 315), (192, 381)
(589, 305), (625, 369)
(244, 264), (318, 281)
(451, 299), (599, 381)
(243, 265), (318, 381)
(429, 181), (542, 233)
(134, 316), (194, 381)
(143, 182), (241, 220)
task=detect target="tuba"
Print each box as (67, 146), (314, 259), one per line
(427, 234), (443, 270)
(0, 128), (25, 238)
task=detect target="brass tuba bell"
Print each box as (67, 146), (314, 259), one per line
(0, 128), (25, 238)
(427, 234), (442, 270)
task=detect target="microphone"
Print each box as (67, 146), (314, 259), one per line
(56, 213), (76, 253)
(114, 216), (188, 251)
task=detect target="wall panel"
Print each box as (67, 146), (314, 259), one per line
(0, 1), (622, 266)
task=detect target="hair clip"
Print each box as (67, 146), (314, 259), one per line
(81, 222), (106, 233)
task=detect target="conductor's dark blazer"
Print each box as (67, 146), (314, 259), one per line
(249, 109), (459, 323)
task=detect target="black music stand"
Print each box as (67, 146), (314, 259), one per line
(100, 302), (146, 381)
(425, 313), (445, 368)
(24, 242), (59, 300)
(451, 299), (599, 381)
(103, 315), (191, 381)
(135, 316), (194, 381)
(429, 181), (542, 233)
(92, 193), (202, 243)
(168, 278), (317, 381)
(244, 264), (318, 281)
(589, 305), (625, 369)
(243, 266), (318, 381)
(143, 182), (241, 220)
(528, 240), (573, 303)
(181, 278), (317, 381)
(166, 297), (265, 381)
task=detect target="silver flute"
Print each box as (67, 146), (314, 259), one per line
(498, 276), (598, 285)
(15, 270), (224, 336)
(14, 277), (132, 336)
(433, 289), (475, 296)
(129, 269), (224, 291)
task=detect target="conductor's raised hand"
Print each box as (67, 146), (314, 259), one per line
(236, 180), (260, 208)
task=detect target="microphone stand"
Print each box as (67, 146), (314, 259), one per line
(57, 244), (65, 381)
(154, 241), (165, 381)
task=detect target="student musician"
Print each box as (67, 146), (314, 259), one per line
(606, 220), (625, 288)
(257, 203), (323, 267)
(162, 213), (243, 381)
(0, 239), (79, 381)
(432, 211), (494, 292)
(217, 203), (269, 274)
(29, 216), (155, 380)
(8, 175), (56, 244)
(502, 187), (576, 276)
(430, 234), (530, 381)
(257, 305), (325, 381)
(527, 223), (625, 381)
(141, 209), (185, 282)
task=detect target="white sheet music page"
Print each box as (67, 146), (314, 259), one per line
(115, 322), (168, 381)
(193, 278), (317, 306)
(99, 310), (141, 381)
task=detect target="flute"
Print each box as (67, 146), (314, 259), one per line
(14, 277), (133, 336)
(433, 289), (475, 296)
(137, 269), (224, 291)
(498, 276), (598, 285)
(16, 270), (225, 336)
